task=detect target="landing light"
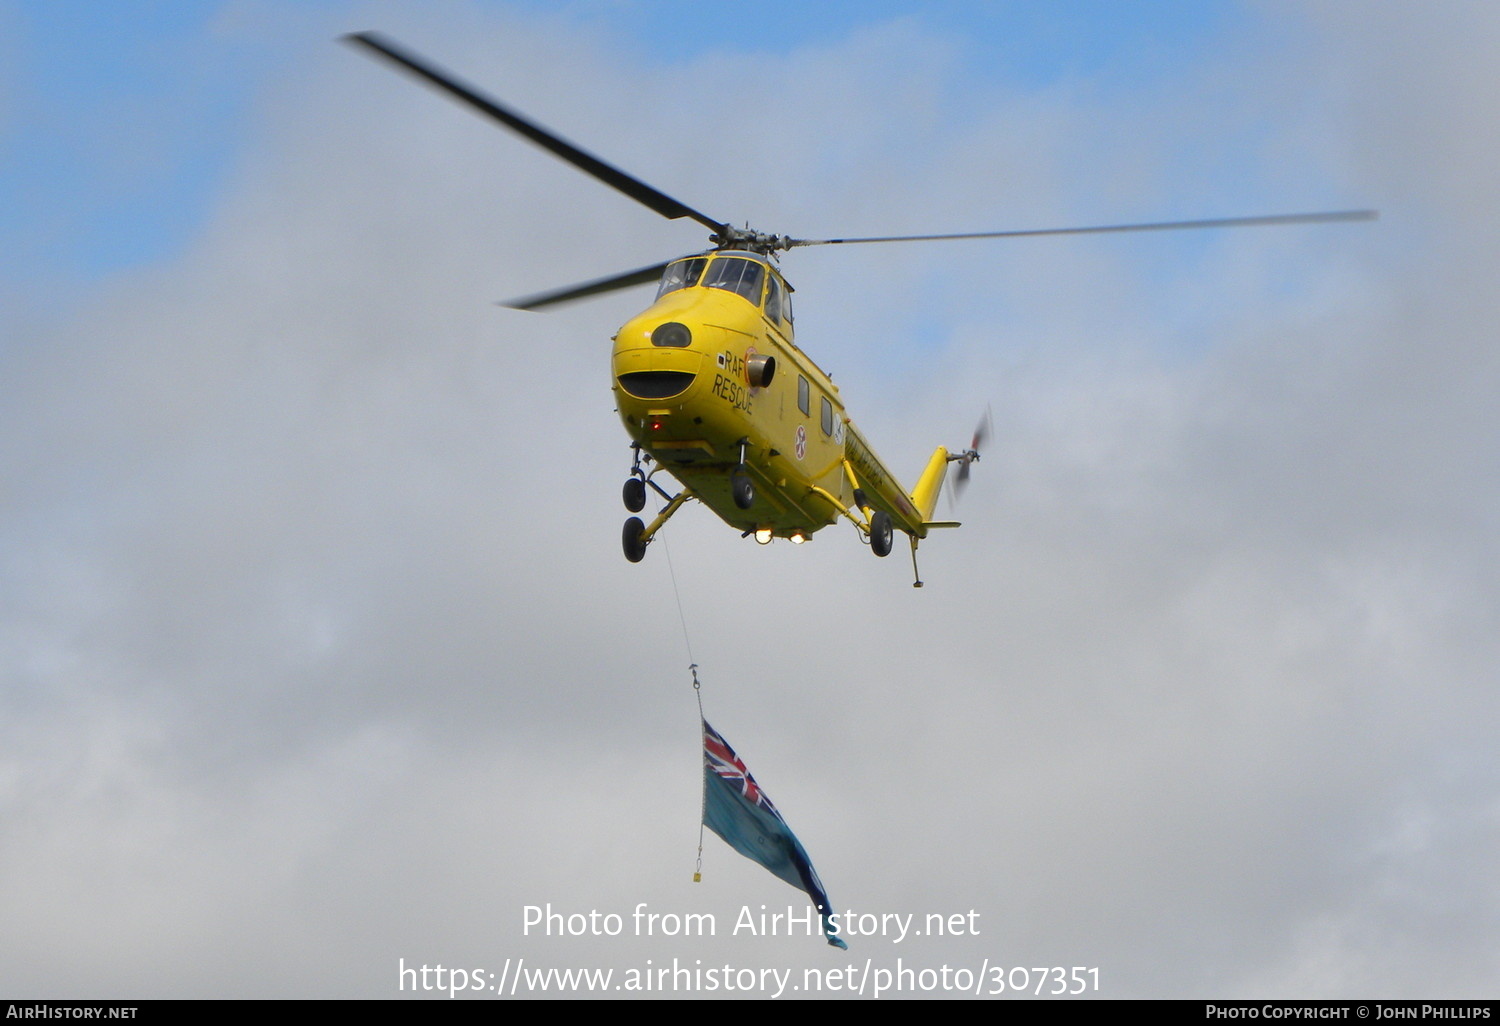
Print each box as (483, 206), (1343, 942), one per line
(651, 321), (691, 348)
(790, 531), (806, 545)
(754, 528), (773, 545)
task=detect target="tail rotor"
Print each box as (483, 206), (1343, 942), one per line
(949, 406), (992, 506)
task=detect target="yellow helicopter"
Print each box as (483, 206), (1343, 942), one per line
(346, 32), (1374, 586)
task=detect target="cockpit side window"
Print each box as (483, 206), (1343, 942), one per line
(764, 274), (783, 325)
(656, 258), (707, 300)
(701, 257), (765, 306)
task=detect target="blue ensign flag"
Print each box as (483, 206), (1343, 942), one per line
(702, 720), (848, 949)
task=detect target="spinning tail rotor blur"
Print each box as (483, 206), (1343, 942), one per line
(949, 406), (993, 509)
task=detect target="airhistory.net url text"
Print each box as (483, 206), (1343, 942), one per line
(397, 957), (1100, 998)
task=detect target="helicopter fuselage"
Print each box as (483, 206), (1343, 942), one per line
(612, 250), (939, 544)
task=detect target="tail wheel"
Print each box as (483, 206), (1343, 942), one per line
(622, 516), (647, 562)
(731, 470), (755, 510)
(622, 477), (646, 512)
(869, 510), (893, 557)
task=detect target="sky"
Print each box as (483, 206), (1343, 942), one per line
(3, 0), (1497, 1001)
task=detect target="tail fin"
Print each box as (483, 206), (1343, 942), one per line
(909, 446), (950, 523)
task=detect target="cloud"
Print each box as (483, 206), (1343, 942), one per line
(3, 0), (1497, 999)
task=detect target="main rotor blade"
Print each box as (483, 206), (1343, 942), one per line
(344, 32), (727, 234)
(787, 209), (1377, 248)
(501, 261), (672, 311)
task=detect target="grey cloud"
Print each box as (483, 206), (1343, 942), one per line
(4, 1), (1498, 998)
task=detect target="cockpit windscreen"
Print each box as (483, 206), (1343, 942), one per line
(701, 257), (765, 306)
(656, 257), (707, 300)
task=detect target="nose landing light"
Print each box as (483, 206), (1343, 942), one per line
(651, 321), (692, 348)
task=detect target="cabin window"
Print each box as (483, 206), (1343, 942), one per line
(820, 396), (834, 437)
(656, 258), (707, 300)
(701, 257), (765, 305)
(765, 275), (783, 324)
(797, 375), (809, 416)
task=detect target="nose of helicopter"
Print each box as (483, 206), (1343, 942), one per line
(612, 316), (705, 401)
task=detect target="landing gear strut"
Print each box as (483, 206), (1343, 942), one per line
(620, 489), (694, 562)
(619, 443), (694, 562)
(622, 443), (651, 512)
(730, 438), (754, 510)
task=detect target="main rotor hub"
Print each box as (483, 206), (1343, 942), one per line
(710, 226), (793, 255)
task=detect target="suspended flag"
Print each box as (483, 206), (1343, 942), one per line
(701, 720), (848, 949)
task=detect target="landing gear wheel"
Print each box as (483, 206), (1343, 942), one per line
(730, 470), (755, 510)
(622, 516), (647, 563)
(622, 477), (646, 512)
(869, 510), (893, 557)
